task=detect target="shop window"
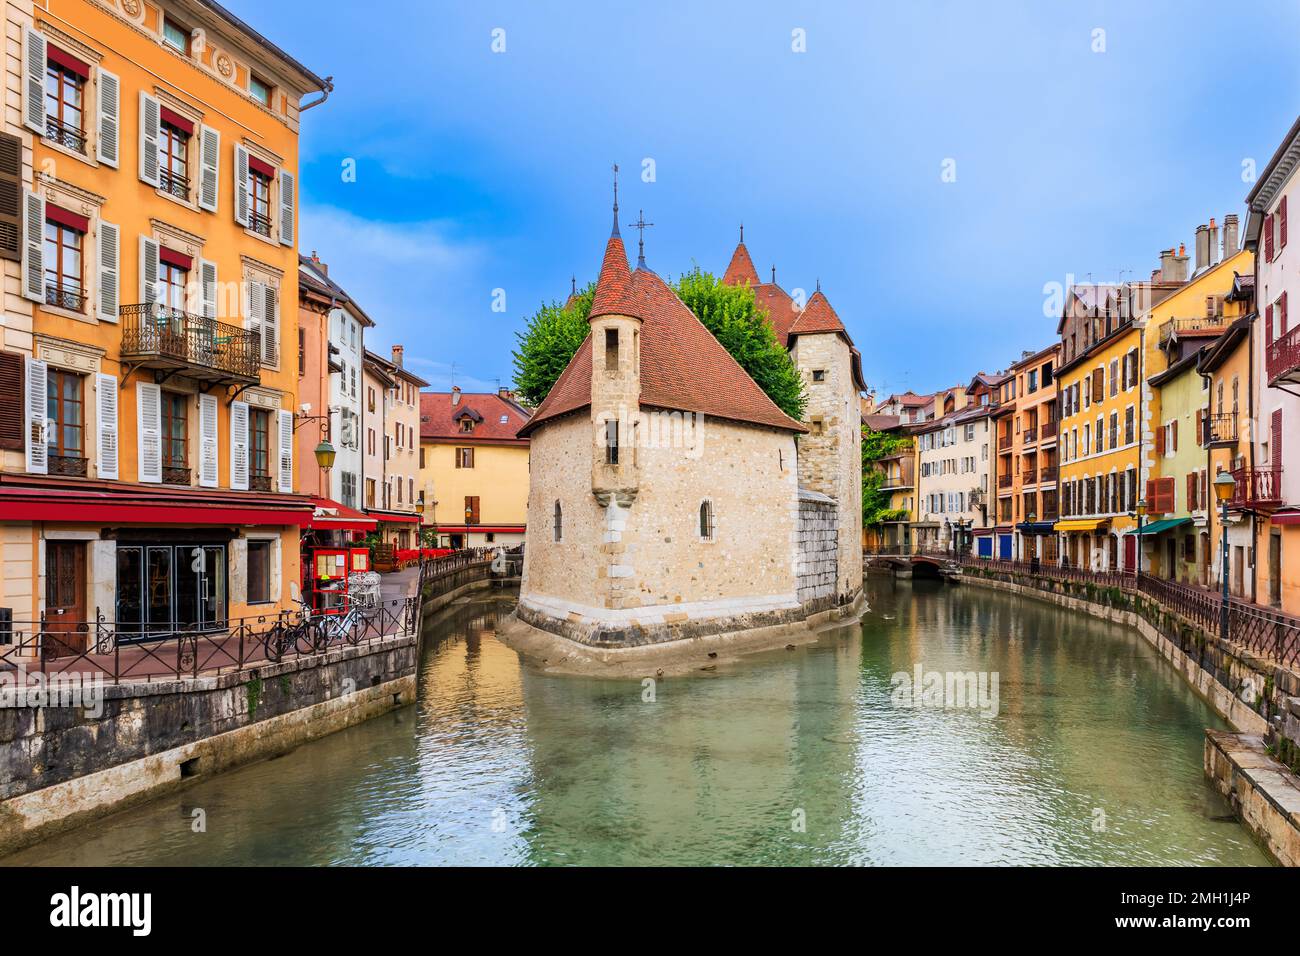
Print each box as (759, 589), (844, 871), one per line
(247, 540), (272, 604)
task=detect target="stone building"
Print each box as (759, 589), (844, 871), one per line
(517, 209), (864, 648)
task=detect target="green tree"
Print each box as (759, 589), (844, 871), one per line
(511, 283), (594, 407)
(511, 271), (806, 420)
(862, 425), (909, 526)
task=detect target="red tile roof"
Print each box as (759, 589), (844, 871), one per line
(589, 231), (637, 319)
(722, 241), (761, 285)
(789, 289), (846, 336)
(420, 391), (531, 444)
(522, 236), (806, 437)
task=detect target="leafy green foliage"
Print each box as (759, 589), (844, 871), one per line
(862, 425), (909, 527)
(511, 284), (594, 407)
(510, 271), (806, 420)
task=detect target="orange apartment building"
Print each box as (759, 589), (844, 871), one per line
(990, 344), (1060, 562)
(0, 0), (329, 645)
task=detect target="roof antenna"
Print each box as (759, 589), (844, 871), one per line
(628, 208), (654, 269)
(610, 163), (620, 236)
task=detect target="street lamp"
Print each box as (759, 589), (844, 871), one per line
(1213, 471), (1237, 644)
(1135, 498), (1147, 577)
(1027, 511), (1038, 569)
(414, 494), (425, 515)
(313, 438), (336, 470)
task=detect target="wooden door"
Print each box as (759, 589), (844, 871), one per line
(44, 541), (87, 657)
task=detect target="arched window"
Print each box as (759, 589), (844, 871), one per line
(699, 500), (714, 540)
(553, 501), (563, 542)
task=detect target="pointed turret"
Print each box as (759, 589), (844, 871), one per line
(723, 231), (761, 286)
(789, 288), (846, 336)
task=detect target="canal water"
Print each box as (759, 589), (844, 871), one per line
(8, 578), (1270, 866)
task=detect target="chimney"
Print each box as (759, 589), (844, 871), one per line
(451, 386), (460, 406)
(498, 386), (513, 401)
(1159, 247), (1175, 282)
(1172, 243), (1189, 282)
(310, 250), (327, 276)
(1208, 218), (1220, 267)
(1224, 214), (1240, 257)
(391, 344), (404, 368)
(1194, 225), (1209, 273)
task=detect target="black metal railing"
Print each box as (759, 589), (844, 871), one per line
(162, 464), (190, 486)
(120, 304), (261, 381)
(250, 473), (272, 492)
(45, 117), (86, 154)
(159, 169), (189, 201)
(249, 211), (272, 238)
(45, 283), (85, 312)
(48, 453), (88, 478)
(0, 597), (419, 684)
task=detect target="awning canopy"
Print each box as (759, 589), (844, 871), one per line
(1017, 521), (1056, 535)
(1271, 509), (1300, 526)
(365, 509), (421, 525)
(308, 497), (378, 531)
(1129, 516), (1193, 536)
(1054, 518), (1110, 533)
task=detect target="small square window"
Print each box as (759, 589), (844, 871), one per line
(812, 369), (826, 382)
(250, 76), (272, 107)
(163, 19), (190, 55)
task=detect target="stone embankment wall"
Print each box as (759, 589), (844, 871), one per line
(796, 489), (839, 614)
(0, 636), (416, 856)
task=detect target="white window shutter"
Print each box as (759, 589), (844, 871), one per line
(136, 382), (162, 483)
(198, 125), (220, 212)
(97, 220), (120, 321)
(230, 400), (249, 491)
(95, 372), (119, 479)
(262, 284), (279, 365)
(22, 28), (46, 136)
(245, 278), (264, 358)
(277, 409), (293, 493)
(234, 144), (250, 227)
(198, 393), (218, 488)
(138, 92), (160, 187)
(278, 169), (295, 246)
(199, 258), (217, 319)
(20, 188), (44, 302)
(23, 357), (47, 474)
(139, 235), (160, 304)
(96, 68), (120, 168)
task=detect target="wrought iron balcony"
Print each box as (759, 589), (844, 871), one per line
(249, 212), (273, 239)
(45, 117), (86, 154)
(1159, 316), (1227, 344)
(48, 454), (88, 478)
(45, 283), (85, 313)
(1228, 467), (1283, 511)
(1023, 426), (1037, 445)
(1204, 413), (1237, 446)
(162, 465), (191, 486)
(159, 169), (190, 202)
(998, 473), (1014, 489)
(1022, 469), (1038, 485)
(250, 474), (273, 493)
(1040, 465), (1058, 483)
(120, 304), (260, 386)
(1040, 420), (1058, 441)
(1266, 325), (1300, 387)
(998, 435), (1013, 451)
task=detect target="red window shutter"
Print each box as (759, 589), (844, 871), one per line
(1187, 472), (1197, 511)
(0, 350), (22, 450)
(1283, 292), (1290, 334)
(1158, 477), (1175, 514)
(1273, 409), (1283, 472)
(1283, 196), (1289, 250)
(1267, 213), (1276, 261)
(1267, 303), (1275, 347)
(1171, 419), (1178, 452)
(1155, 426), (1165, 456)
(1145, 479), (1156, 509)
(1196, 408), (1205, 446)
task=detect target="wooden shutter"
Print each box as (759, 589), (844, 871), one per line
(1092, 367), (1104, 403)
(0, 133), (22, 262)
(22, 28), (46, 136)
(230, 400), (249, 490)
(96, 68), (120, 168)
(1282, 292), (1290, 335)
(136, 382), (162, 483)
(199, 259), (217, 319)
(198, 393), (218, 487)
(95, 372), (118, 479)
(139, 235), (160, 304)
(1187, 472), (1197, 512)
(278, 169), (295, 246)
(1171, 419), (1178, 452)
(23, 357), (47, 474)
(1154, 424), (1165, 456)
(1266, 213), (1276, 261)
(234, 144), (250, 227)
(262, 284), (279, 365)
(1273, 408), (1283, 473)
(198, 125), (220, 212)
(1283, 195), (1289, 251)
(1144, 479), (1156, 512)
(276, 408), (293, 492)
(466, 495), (480, 524)
(1160, 477), (1175, 514)
(1267, 303), (1275, 348)
(21, 188), (44, 302)
(1195, 408), (1205, 446)
(138, 92), (161, 187)
(97, 220), (120, 321)
(0, 351), (22, 450)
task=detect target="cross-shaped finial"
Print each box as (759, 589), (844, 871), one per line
(628, 208), (654, 268)
(739, 222), (744, 243)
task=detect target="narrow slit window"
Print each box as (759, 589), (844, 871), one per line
(605, 420), (619, 464)
(553, 501), (563, 542)
(699, 500), (714, 540)
(605, 328), (619, 371)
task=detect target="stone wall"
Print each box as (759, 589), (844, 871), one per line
(0, 636), (416, 854)
(796, 489), (839, 613)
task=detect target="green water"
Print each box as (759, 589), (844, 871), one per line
(6, 578), (1270, 866)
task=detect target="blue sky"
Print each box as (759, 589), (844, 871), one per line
(229, 0), (1300, 397)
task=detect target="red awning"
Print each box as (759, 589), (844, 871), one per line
(159, 246), (193, 269)
(159, 106), (195, 135)
(48, 46), (90, 79)
(366, 509), (421, 524)
(434, 524), (525, 534)
(0, 482), (312, 526)
(46, 204), (90, 234)
(1271, 510), (1300, 526)
(308, 497), (378, 531)
(248, 155), (277, 179)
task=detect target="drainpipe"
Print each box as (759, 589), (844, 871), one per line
(300, 77), (334, 112)
(1248, 319), (1258, 606)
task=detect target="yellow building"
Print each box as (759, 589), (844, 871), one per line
(419, 388), (531, 548)
(0, 0), (329, 645)
(1054, 257), (1185, 570)
(1140, 220), (1251, 584)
